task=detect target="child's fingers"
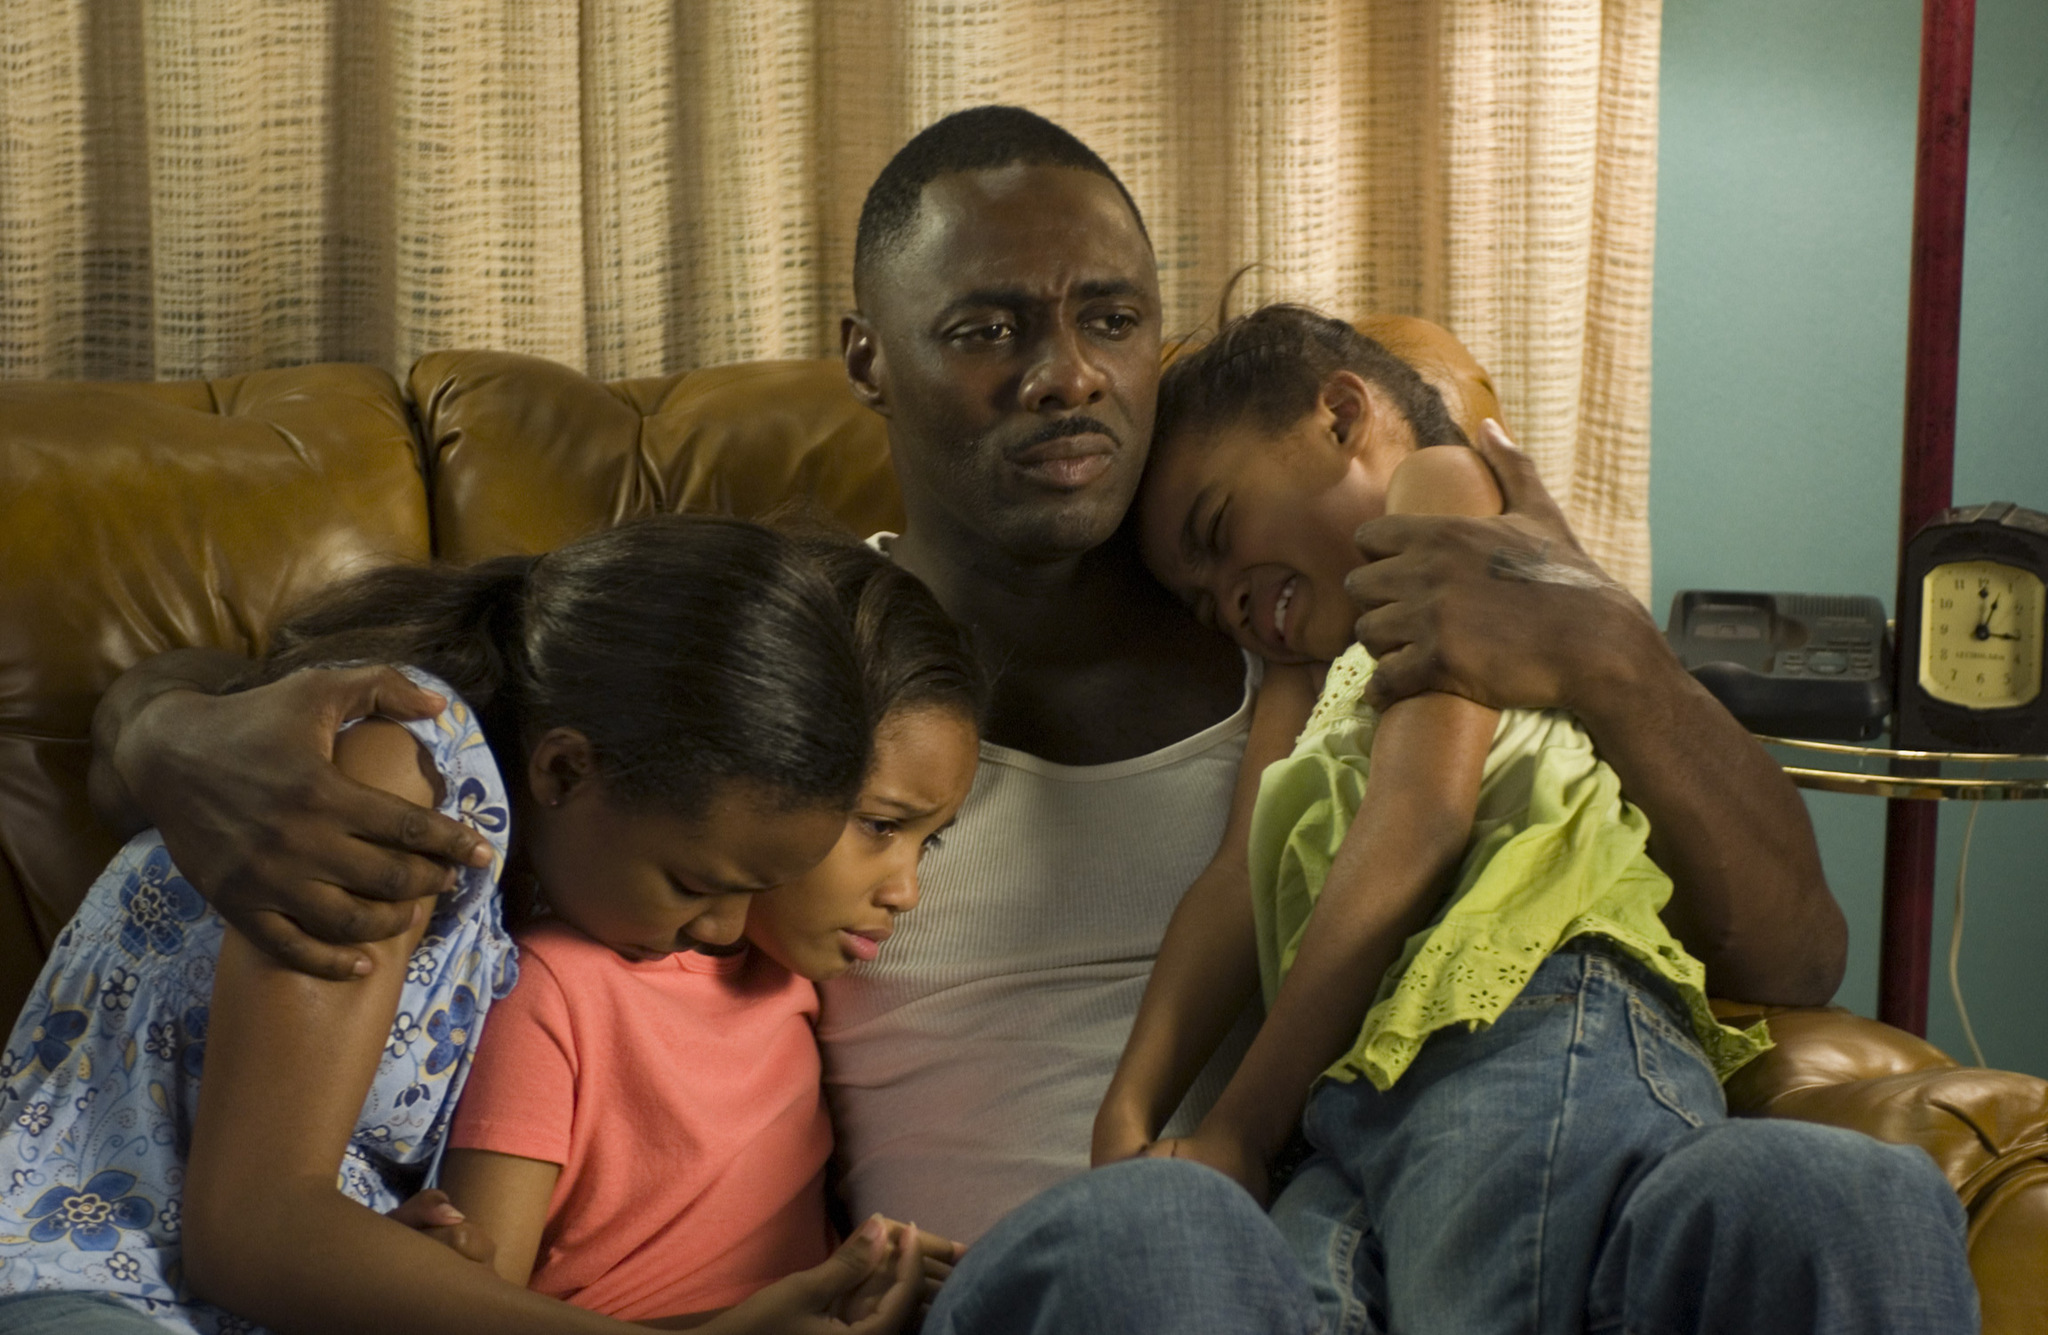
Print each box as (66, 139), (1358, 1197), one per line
(421, 1221), (496, 1267)
(846, 1222), (925, 1335)
(912, 1226), (965, 1264)
(386, 1187), (465, 1230)
(920, 1255), (952, 1290)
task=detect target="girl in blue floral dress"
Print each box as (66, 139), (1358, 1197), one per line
(0, 517), (934, 1335)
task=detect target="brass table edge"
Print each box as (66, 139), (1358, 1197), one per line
(1777, 766), (2048, 801)
(1754, 736), (2048, 764)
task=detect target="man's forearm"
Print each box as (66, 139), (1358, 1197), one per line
(1570, 620), (1846, 1007)
(88, 647), (253, 837)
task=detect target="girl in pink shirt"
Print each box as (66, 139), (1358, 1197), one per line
(442, 540), (984, 1328)
(0, 517), (947, 1335)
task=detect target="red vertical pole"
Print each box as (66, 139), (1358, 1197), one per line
(1880, 0), (1976, 1037)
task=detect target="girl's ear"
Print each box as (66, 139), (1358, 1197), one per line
(1321, 370), (1373, 456)
(527, 728), (600, 808)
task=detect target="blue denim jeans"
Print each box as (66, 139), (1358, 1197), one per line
(1270, 939), (1979, 1335)
(923, 1156), (1322, 1334)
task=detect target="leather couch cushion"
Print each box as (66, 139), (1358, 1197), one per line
(411, 351), (903, 561)
(0, 365), (429, 985)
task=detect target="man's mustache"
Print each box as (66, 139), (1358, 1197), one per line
(1009, 416), (1123, 454)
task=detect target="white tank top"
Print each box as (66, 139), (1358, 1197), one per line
(817, 655), (1262, 1242)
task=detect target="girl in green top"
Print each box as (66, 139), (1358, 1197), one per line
(1093, 306), (1972, 1334)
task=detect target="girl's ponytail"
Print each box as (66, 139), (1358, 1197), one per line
(255, 517), (875, 823)
(260, 555), (540, 720)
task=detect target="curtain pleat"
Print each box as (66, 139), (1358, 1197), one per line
(0, 0), (1659, 596)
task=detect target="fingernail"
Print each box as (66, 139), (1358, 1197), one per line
(467, 843), (492, 868)
(436, 1204), (466, 1222)
(352, 957), (373, 977)
(861, 1214), (887, 1248)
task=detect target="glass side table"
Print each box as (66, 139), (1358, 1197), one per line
(1759, 737), (2048, 802)
(1756, 737), (2048, 1035)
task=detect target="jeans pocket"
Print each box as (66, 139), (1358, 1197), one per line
(1626, 991), (1715, 1128)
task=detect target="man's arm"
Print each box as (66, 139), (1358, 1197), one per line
(1345, 421), (1846, 1006)
(88, 651), (491, 980)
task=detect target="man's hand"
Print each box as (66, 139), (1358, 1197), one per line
(1347, 418), (1655, 715)
(109, 664), (491, 980)
(1145, 1128), (1269, 1207)
(1347, 419), (1845, 1005)
(386, 1188), (495, 1267)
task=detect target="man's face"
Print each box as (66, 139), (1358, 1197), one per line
(847, 164), (1163, 564)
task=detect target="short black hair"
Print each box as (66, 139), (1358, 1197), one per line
(853, 105), (1149, 300)
(1155, 304), (1469, 456)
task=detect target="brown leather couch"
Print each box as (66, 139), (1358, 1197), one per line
(3, 326), (2044, 1327)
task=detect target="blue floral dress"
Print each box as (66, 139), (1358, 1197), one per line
(0, 669), (517, 1333)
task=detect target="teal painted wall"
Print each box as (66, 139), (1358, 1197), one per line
(1652, 0), (2048, 1074)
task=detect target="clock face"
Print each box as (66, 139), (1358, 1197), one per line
(1918, 559), (2044, 709)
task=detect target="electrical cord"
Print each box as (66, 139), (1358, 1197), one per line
(1945, 799), (1987, 1067)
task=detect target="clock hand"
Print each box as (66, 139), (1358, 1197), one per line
(1971, 592), (2003, 641)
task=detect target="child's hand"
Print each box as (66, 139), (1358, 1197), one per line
(840, 1218), (964, 1323)
(385, 1188), (496, 1267)
(1145, 1129), (1272, 1207)
(720, 1214), (924, 1334)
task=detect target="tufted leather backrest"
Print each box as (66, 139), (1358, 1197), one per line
(0, 367), (430, 989)
(411, 351), (903, 562)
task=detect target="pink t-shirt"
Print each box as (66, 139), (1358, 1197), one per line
(448, 920), (835, 1320)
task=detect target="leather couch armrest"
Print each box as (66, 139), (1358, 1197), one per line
(1713, 1002), (2048, 1329)
(1713, 1002), (1958, 1112)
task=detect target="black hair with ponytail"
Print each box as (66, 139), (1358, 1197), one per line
(259, 515), (875, 820)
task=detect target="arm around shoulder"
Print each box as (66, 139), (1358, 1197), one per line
(90, 656), (491, 981)
(89, 647), (254, 837)
(1353, 422), (1844, 1005)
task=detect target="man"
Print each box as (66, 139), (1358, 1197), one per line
(810, 109), (1973, 1333)
(91, 108), (1969, 1330)
(814, 105), (1863, 1236)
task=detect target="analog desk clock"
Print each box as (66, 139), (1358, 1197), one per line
(1895, 502), (2048, 753)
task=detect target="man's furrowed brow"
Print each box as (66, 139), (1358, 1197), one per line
(1076, 278), (1146, 301)
(941, 278), (1147, 314)
(943, 287), (1034, 314)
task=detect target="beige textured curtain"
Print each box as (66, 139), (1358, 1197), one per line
(1, 0), (1660, 596)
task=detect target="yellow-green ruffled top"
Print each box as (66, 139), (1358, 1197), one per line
(1249, 644), (1770, 1091)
